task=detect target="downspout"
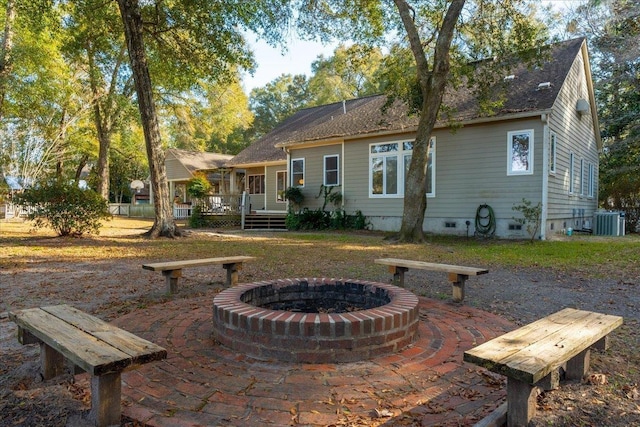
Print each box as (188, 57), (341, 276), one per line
(540, 113), (550, 240)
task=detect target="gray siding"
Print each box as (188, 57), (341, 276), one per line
(265, 164), (287, 212)
(291, 119), (551, 237)
(245, 166), (266, 211)
(290, 144), (343, 212)
(165, 157), (192, 181)
(546, 47), (599, 234)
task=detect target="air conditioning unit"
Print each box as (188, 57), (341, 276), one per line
(593, 212), (625, 236)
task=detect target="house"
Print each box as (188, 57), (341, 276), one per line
(227, 38), (600, 239)
(165, 148), (238, 218)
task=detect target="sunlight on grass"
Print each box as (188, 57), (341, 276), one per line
(1, 218), (638, 281)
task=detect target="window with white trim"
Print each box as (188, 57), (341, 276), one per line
(507, 130), (534, 175)
(549, 132), (557, 174)
(276, 170), (287, 202)
(291, 158), (305, 187)
(247, 174), (265, 194)
(324, 155), (339, 186)
(580, 159), (586, 196)
(403, 138), (436, 197)
(370, 138), (435, 198)
(569, 152), (575, 194)
(588, 163), (595, 198)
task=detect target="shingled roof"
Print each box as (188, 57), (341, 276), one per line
(167, 148), (234, 173)
(227, 38), (586, 167)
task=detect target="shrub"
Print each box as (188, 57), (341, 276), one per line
(187, 172), (211, 200)
(284, 187), (304, 213)
(512, 198), (542, 242)
(14, 180), (111, 237)
(188, 204), (208, 228)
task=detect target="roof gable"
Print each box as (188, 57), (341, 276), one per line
(166, 149), (234, 174)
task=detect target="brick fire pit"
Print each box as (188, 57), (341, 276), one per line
(212, 278), (420, 363)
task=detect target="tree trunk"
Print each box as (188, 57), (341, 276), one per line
(0, 0), (16, 120)
(395, 0), (466, 242)
(86, 41), (111, 201)
(116, 0), (179, 237)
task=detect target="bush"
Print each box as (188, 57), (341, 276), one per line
(14, 180), (111, 237)
(187, 172), (211, 200)
(286, 209), (368, 231)
(188, 204), (208, 228)
(284, 187), (304, 213)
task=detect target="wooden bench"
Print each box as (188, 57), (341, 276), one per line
(9, 304), (167, 427)
(464, 308), (623, 427)
(374, 258), (488, 302)
(142, 255), (256, 294)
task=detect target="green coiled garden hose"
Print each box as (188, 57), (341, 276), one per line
(475, 204), (496, 238)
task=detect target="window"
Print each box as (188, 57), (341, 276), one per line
(276, 170), (287, 202)
(580, 159), (586, 196)
(292, 158), (304, 187)
(569, 152), (575, 194)
(324, 155), (339, 186)
(507, 130), (534, 175)
(370, 138), (435, 198)
(588, 163), (595, 198)
(247, 174), (265, 194)
(403, 138), (436, 197)
(549, 132), (557, 174)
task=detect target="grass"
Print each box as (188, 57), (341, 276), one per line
(2, 217), (639, 279)
(2, 217), (639, 426)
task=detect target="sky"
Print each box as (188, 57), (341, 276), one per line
(241, 1), (586, 95)
(242, 37), (337, 94)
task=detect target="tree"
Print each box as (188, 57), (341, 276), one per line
(248, 74), (311, 139)
(308, 44), (385, 105)
(62, 0), (136, 201)
(115, 0), (293, 237)
(298, 0), (548, 242)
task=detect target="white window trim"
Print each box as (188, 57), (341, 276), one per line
(291, 158), (305, 188)
(549, 132), (557, 175)
(569, 152), (575, 194)
(276, 170), (287, 203)
(427, 137), (436, 198)
(580, 158), (586, 196)
(323, 154), (340, 187)
(507, 129), (534, 176)
(588, 162), (595, 198)
(368, 138), (436, 198)
(369, 141), (403, 198)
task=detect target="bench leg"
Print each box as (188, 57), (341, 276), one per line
(40, 342), (66, 380)
(162, 269), (182, 294)
(223, 262), (242, 286)
(388, 266), (408, 287)
(90, 372), (121, 427)
(592, 335), (609, 351)
(566, 348), (591, 380)
(448, 273), (469, 302)
(506, 377), (538, 427)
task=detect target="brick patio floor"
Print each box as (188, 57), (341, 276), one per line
(113, 295), (514, 427)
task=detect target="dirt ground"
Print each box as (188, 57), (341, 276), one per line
(0, 219), (638, 426)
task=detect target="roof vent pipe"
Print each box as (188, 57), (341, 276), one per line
(343, 100), (346, 114)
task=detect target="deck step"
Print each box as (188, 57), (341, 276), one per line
(244, 214), (287, 230)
